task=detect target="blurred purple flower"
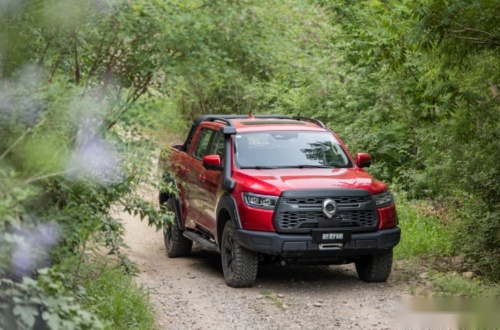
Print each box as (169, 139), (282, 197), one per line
(11, 222), (60, 276)
(67, 132), (122, 184)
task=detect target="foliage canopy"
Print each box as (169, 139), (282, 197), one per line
(1, 0), (499, 327)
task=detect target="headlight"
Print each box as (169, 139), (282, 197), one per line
(374, 190), (393, 207)
(243, 193), (278, 210)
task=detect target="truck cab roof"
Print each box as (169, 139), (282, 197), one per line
(181, 115), (327, 151)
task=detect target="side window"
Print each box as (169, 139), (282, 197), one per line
(193, 128), (213, 159)
(209, 132), (225, 162)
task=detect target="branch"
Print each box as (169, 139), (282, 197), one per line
(448, 34), (500, 46)
(73, 32), (81, 85)
(450, 20), (499, 38)
(380, 0), (392, 11)
(0, 119), (45, 161)
(449, 35), (488, 42)
(37, 33), (55, 66)
(471, 41), (500, 46)
(447, 20), (500, 46)
(49, 52), (67, 81)
(105, 72), (154, 130)
(84, 29), (109, 93)
(24, 167), (78, 185)
(448, 29), (468, 33)
(407, 65), (419, 83)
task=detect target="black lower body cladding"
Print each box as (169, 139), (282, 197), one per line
(234, 227), (401, 259)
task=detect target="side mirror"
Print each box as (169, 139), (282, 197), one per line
(356, 153), (371, 168)
(202, 155), (222, 171)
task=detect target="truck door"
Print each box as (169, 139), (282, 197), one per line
(196, 131), (224, 236)
(187, 127), (222, 237)
(184, 127), (213, 230)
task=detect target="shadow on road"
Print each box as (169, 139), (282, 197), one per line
(180, 245), (372, 289)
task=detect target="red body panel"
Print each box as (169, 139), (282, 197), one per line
(233, 168), (387, 194)
(378, 205), (397, 229)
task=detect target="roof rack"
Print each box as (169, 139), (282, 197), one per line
(292, 116), (326, 128)
(195, 114), (292, 126)
(181, 114), (325, 151)
(193, 115), (245, 127)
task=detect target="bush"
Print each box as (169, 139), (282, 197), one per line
(0, 70), (170, 329)
(452, 198), (500, 281)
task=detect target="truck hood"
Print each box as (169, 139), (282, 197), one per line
(234, 167), (387, 195)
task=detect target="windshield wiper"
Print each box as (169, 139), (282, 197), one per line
(289, 165), (334, 168)
(240, 166), (279, 169)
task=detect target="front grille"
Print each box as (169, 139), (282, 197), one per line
(285, 196), (371, 206)
(274, 189), (378, 233)
(279, 210), (377, 229)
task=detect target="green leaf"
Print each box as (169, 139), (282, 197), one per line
(13, 305), (38, 327)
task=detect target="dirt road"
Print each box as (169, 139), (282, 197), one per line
(122, 210), (414, 329)
(122, 209), (411, 330)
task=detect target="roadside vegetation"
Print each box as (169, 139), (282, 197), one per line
(80, 261), (156, 329)
(1, 0), (498, 328)
(394, 193), (499, 296)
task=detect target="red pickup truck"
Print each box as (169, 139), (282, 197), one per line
(158, 115), (400, 287)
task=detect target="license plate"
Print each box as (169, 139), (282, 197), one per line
(312, 230), (351, 243)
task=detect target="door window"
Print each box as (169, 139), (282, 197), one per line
(193, 128), (213, 159)
(209, 131), (225, 162)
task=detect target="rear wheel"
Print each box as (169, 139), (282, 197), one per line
(355, 249), (393, 282)
(221, 221), (258, 287)
(163, 198), (192, 258)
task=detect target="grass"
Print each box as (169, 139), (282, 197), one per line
(429, 272), (500, 297)
(80, 265), (156, 330)
(392, 195), (500, 297)
(394, 199), (453, 260)
(260, 290), (285, 310)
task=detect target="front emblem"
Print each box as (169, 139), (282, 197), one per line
(322, 198), (338, 219)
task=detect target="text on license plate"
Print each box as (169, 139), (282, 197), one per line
(312, 230), (351, 243)
(322, 233), (344, 240)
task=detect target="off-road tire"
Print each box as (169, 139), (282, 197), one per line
(355, 249), (393, 282)
(221, 221), (258, 287)
(163, 198), (192, 258)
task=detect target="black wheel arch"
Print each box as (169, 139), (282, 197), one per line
(216, 193), (242, 245)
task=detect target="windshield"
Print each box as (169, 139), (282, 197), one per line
(234, 131), (353, 169)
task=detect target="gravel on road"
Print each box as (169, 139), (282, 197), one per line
(122, 210), (412, 330)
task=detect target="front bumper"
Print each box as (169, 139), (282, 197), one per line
(234, 227), (401, 258)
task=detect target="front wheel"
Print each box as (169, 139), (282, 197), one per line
(355, 250), (393, 282)
(221, 221), (258, 287)
(163, 198), (192, 258)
